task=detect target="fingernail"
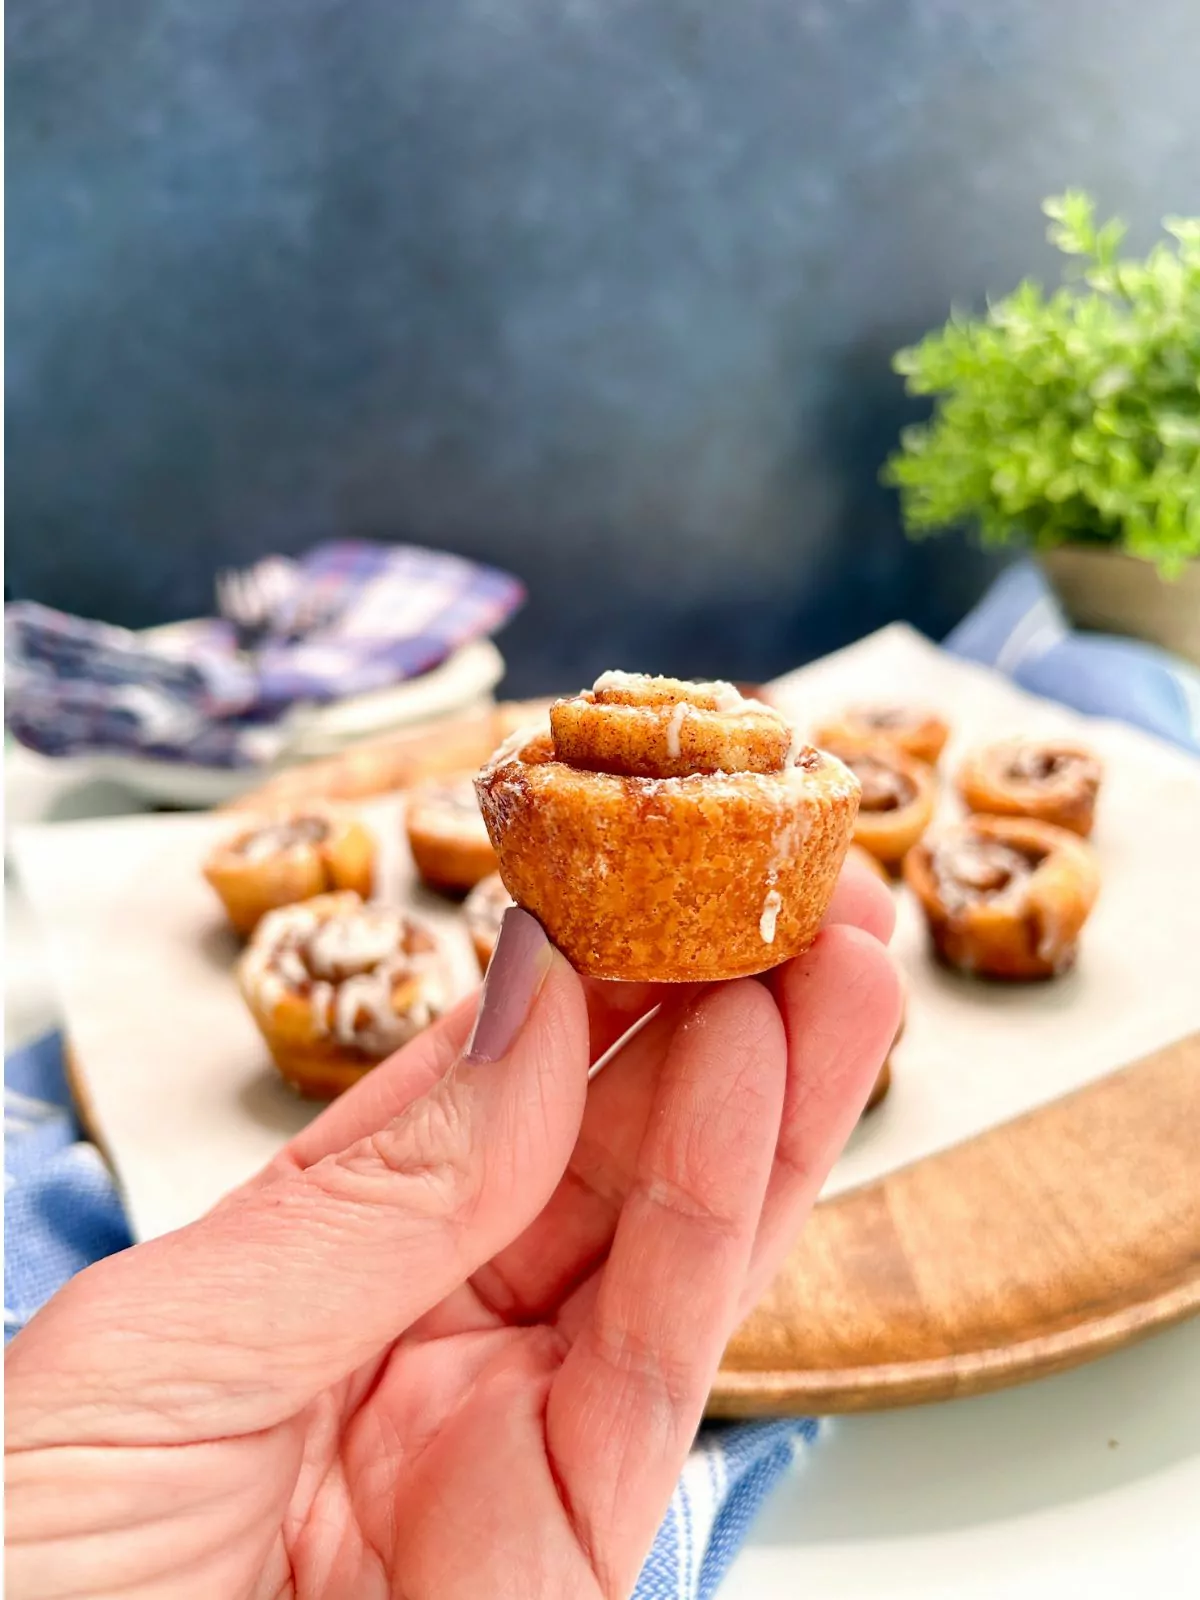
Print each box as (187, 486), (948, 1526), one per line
(464, 907), (554, 1063)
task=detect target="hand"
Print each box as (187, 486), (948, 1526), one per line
(5, 860), (900, 1600)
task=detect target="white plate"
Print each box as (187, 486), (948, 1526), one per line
(13, 625), (1200, 1243)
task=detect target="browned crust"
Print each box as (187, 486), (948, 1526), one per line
(477, 731), (860, 982)
(815, 706), (950, 768)
(957, 739), (1102, 837)
(904, 816), (1101, 981)
(203, 810), (376, 937)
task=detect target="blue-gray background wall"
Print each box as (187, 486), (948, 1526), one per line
(7, 1), (1199, 693)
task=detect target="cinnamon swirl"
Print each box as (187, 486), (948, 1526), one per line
(957, 738), (1102, 837)
(904, 816), (1100, 980)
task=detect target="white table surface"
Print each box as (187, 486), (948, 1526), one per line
(7, 744), (1200, 1597)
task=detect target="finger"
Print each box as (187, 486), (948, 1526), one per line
(822, 852), (896, 944)
(471, 855), (892, 1321)
(470, 996), (688, 1318)
(550, 924), (901, 1347)
(6, 911), (590, 1451)
(270, 974), (669, 1182)
(545, 981), (786, 1597)
(260, 994), (480, 1180)
(577, 847), (892, 1058)
(741, 925), (902, 1313)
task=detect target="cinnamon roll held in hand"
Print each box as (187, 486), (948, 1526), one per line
(904, 816), (1100, 980)
(204, 808), (376, 936)
(957, 738), (1102, 837)
(475, 672), (861, 982)
(238, 892), (451, 1097)
(814, 705), (950, 768)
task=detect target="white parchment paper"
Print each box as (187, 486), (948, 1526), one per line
(15, 625), (1200, 1239)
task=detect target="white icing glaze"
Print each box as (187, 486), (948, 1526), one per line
(759, 889), (783, 944)
(308, 980), (334, 1036)
(308, 908), (403, 980)
(591, 671), (752, 716)
(244, 896), (445, 1056)
(478, 718), (552, 779)
(665, 700), (689, 759)
(236, 815), (331, 863)
(275, 948), (308, 987)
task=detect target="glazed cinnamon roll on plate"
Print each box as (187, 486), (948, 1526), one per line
(204, 808), (375, 937)
(238, 891), (451, 1097)
(957, 739), (1102, 837)
(476, 672), (861, 982)
(814, 705), (950, 768)
(904, 816), (1100, 980)
(405, 776), (498, 894)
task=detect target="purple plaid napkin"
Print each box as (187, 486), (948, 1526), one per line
(5, 543), (524, 768)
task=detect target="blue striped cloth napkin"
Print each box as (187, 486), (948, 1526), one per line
(6, 557), (1197, 1596)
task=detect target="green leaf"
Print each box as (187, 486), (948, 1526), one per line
(884, 191), (1200, 577)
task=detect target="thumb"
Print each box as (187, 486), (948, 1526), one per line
(7, 911), (590, 1450)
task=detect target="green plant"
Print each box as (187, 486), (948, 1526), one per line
(884, 192), (1200, 576)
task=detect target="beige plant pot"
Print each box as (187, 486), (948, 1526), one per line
(1040, 547), (1200, 666)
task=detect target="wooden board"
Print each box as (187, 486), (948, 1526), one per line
(712, 1030), (1200, 1413)
(91, 689), (1199, 1412)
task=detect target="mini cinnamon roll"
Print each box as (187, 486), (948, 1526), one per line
(476, 672), (860, 982)
(204, 808), (376, 937)
(463, 871), (514, 973)
(405, 776), (498, 894)
(957, 739), (1102, 838)
(821, 740), (936, 872)
(814, 705), (950, 768)
(904, 816), (1100, 980)
(238, 892), (451, 1097)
